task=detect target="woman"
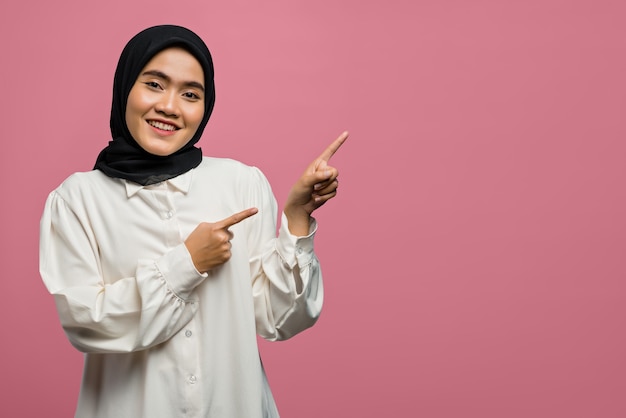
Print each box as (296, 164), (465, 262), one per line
(40, 25), (347, 418)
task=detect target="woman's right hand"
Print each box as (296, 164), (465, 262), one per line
(184, 208), (258, 273)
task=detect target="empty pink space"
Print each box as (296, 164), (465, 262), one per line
(1, 1), (624, 417)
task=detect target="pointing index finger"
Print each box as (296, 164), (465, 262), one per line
(216, 207), (258, 229)
(319, 131), (349, 162)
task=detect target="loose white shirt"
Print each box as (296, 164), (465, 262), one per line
(39, 157), (323, 418)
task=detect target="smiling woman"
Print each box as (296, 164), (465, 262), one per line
(39, 24), (347, 418)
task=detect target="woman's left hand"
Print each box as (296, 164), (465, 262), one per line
(284, 131), (348, 236)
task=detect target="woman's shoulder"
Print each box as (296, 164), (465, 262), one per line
(52, 170), (121, 201)
(195, 157), (270, 188)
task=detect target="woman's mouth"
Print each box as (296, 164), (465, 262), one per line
(147, 120), (179, 132)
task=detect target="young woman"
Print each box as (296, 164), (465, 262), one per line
(40, 25), (347, 418)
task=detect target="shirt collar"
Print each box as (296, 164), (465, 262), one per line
(124, 170), (193, 197)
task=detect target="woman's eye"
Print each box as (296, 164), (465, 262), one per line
(183, 92), (201, 100)
(145, 81), (161, 89)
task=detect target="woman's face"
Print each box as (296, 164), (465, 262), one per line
(126, 47), (205, 156)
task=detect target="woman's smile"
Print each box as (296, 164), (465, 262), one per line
(147, 119), (180, 133)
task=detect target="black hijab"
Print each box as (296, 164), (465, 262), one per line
(95, 25), (215, 185)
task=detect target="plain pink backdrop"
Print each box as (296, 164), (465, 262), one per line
(1, 0), (625, 417)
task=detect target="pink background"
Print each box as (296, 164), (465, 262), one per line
(1, 0), (625, 416)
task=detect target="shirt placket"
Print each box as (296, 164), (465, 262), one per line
(151, 183), (202, 415)
(147, 182), (182, 248)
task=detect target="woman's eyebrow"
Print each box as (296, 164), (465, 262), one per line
(141, 70), (205, 92)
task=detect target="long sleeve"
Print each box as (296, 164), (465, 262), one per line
(247, 168), (324, 341)
(40, 189), (205, 353)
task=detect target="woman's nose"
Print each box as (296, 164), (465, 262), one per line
(154, 91), (179, 117)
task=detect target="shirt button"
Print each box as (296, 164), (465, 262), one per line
(185, 330), (192, 338)
(165, 211), (173, 219)
(188, 375), (197, 384)
(296, 247), (303, 255)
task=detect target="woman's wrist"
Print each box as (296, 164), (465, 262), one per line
(284, 206), (311, 236)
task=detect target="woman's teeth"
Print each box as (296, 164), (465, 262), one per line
(148, 121), (177, 131)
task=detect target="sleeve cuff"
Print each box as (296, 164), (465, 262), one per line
(155, 243), (207, 300)
(276, 212), (317, 269)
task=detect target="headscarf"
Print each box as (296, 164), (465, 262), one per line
(94, 25), (215, 185)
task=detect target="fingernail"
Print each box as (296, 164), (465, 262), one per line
(314, 183), (322, 190)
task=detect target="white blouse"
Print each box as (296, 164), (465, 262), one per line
(39, 157), (323, 418)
